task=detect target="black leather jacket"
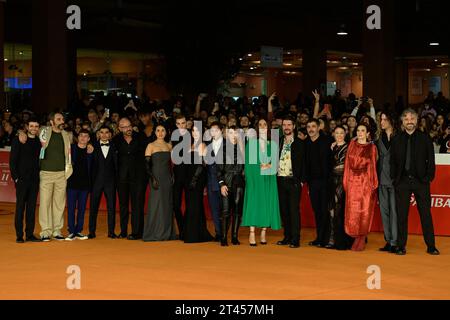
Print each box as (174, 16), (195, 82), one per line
(216, 143), (245, 188)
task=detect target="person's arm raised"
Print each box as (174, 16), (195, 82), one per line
(368, 98), (376, 121)
(312, 90), (320, 119)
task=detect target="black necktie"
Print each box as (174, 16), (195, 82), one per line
(405, 135), (411, 172)
(101, 143), (110, 147)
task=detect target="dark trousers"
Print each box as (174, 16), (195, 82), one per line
(220, 185), (244, 239)
(173, 173), (188, 237)
(89, 182), (116, 235)
(118, 180), (146, 237)
(395, 176), (436, 249)
(14, 180), (39, 239)
(207, 188), (222, 237)
(67, 189), (89, 235)
(309, 179), (329, 245)
(278, 177), (302, 244)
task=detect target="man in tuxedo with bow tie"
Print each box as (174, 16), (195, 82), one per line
(88, 125), (118, 239)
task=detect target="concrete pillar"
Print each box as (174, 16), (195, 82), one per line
(0, 0), (5, 110)
(32, 0), (76, 114)
(362, 0), (396, 110)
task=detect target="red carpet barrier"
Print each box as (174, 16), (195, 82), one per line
(1, 149), (449, 236)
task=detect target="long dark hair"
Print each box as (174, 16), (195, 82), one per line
(255, 117), (272, 140)
(380, 111), (398, 136)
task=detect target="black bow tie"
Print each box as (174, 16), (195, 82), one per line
(101, 143), (110, 147)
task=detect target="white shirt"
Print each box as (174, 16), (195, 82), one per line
(100, 141), (110, 159)
(212, 137), (223, 156)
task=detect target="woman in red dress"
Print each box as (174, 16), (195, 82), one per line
(343, 123), (378, 251)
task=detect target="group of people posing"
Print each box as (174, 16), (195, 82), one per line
(10, 91), (441, 256)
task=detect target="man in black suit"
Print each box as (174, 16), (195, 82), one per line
(113, 118), (149, 240)
(171, 114), (190, 239)
(305, 118), (332, 247)
(10, 117), (42, 243)
(205, 122), (225, 241)
(88, 125), (118, 239)
(276, 116), (306, 248)
(390, 108), (440, 255)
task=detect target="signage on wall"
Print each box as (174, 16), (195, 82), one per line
(411, 76), (423, 96)
(260, 46), (283, 68)
(429, 76), (441, 94)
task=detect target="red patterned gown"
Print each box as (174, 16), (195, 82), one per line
(343, 140), (378, 251)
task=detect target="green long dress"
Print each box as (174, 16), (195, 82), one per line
(242, 138), (281, 230)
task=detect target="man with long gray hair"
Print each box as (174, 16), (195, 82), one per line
(390, 108), (440, 255)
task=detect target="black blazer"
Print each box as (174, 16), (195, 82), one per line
(91, 141), (118, 186)
(216, 142), (245, 188)
(279, 136), (307, 184)
(304, 133), (332, 182)
(390, 130), (436, 185)
(112, 131), (149, 183)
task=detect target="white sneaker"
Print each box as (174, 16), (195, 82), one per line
(65, 234), (76, 241)
(75, 233), (88, 240)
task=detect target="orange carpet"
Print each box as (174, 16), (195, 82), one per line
(0, 202), (449, 300)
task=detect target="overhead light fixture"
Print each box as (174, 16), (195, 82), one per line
(434, 59), (438, 62)
(342, 56), (348, 60)
(19, 51), (24, 55)
(286, 51), (291, 54)
(247, 53), (253, 57)
(429, 42), (440, 46)
(337, 24), (348, 36)
(3, 58), (7, 61)
(283, 63), (293, 66)
(239, 58), (243, 61)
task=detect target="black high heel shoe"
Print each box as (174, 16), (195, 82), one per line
(260, 229), (267, 245)
(249, 231), (257, 246)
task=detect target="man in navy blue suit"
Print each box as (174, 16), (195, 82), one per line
(205, 122), (224, 241)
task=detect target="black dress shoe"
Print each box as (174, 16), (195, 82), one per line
(231, 238), (240, 245)
(308, 240), (322, 247)
(16, 237), (25, 243)
(220, 239), (228, 247)
(214, 235), (221, 242)
(396, 247), (407, 255)
(277, 239), (290, 246)
(427, 247), (440, 255)
(289, 242), (300, 248)
(389, 246), (398, 254)
(379, 243), (392, 252)
(325, 244), (336, 250)
(26, 235), (42, 242)
(118, 233), (128, 239)
(88, 234), (96, 239)
(127, 234), (140, 240)
(108, 233), (118, 239)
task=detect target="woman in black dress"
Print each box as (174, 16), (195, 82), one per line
(183, 123), (214, 243)
(143, 125), (177, 242)
(325, 126), (353, 250)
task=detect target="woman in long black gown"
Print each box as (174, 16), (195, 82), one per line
(326, 126), (353, 250)
(183, 124), (214, 243)
(143, 125), (177, 242)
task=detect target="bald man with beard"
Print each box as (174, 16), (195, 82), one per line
(113, 118), (151, 240)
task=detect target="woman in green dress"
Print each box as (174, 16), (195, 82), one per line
(242, 117), (281, 246)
